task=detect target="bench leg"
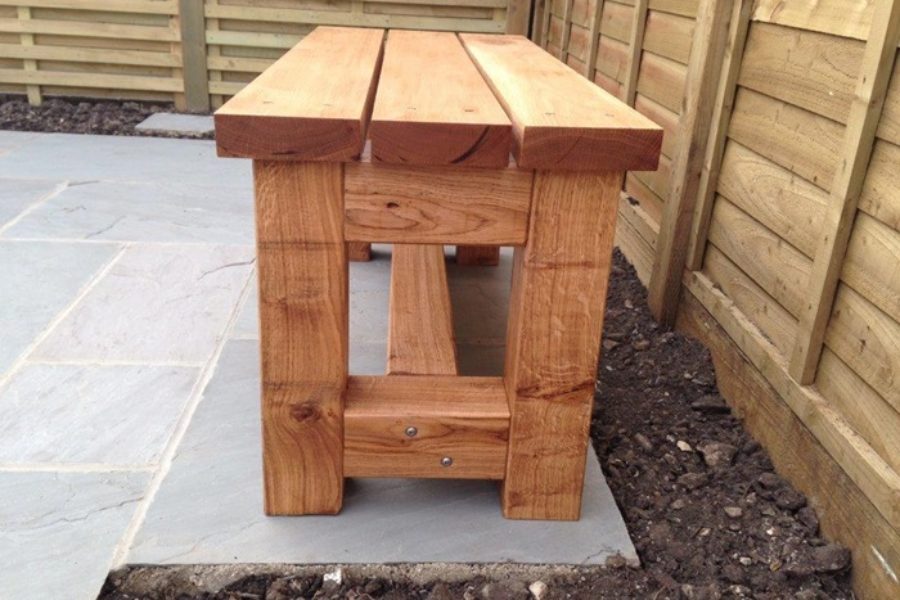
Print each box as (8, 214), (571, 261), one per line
(502, 170), (622, 520)
(254, 160), (347, 515)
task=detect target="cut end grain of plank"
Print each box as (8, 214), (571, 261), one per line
(460, 34), (663, 171)
(370, 30), (512, 167)
(215, 27), (384, 161)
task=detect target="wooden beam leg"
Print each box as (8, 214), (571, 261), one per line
(347, 242), (372, 262)
(502, 170), (622, 520)
(388, 244), (457, 375)
(455, 245), (501, 266)
(254, 160), (347, 515)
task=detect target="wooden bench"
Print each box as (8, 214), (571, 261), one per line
(215, 26), (661, 521)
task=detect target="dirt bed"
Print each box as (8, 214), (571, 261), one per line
(1, 95), (852, 600)
(0, 95), (212, 139)
(100, 251), (853, 599)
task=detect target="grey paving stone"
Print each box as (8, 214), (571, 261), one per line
(128, 339), (636, 566)
(0, 132), (250, 190)
(0, 364), (198, 465)
(34, 244), (254, 363)
(0, 178), (61, 228)
(0, 241), (119, 377)
(136, 113), (214, 135)
(4, 180), (253, 244)
(0, 471), (148, 599)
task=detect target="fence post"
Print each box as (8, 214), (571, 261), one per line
(646, 0), (732, 325)
(178, 0), (210, 112)
(506, 0), (533, 35)
(17, 7), (42, 105)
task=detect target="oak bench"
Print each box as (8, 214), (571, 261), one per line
(215, 26), (662, 521)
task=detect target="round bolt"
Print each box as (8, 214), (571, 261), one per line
(441, 456), (453, 467)
(405, 426), (418, 438)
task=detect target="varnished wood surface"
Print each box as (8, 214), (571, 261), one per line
(344, 375), (509, 479)
(387, 244), (458, 376)
(344, 157), (532, 245)
(254, 160), (347, 515)
(460, 33), (662, 170)
(215, 27), (384, 160)
(502, 169), (622, 520)
(369, 29), (512, 167)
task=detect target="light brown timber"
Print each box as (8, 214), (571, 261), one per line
(344, 157), (532, 245)
(215, 27), (384, 161)
(344, 375), (509, 479)
(461, 33), (662, 171)
(254, 160), (347, 515)
(369, 30), (512, 167)
(388, 244), (458, 376)
(503, 169), (623, 520)
(789, 0), (900, 384)
(647, 0), (732, 324)
(456, 246), (502, 266)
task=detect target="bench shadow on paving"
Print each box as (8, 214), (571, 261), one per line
(127, 247), (637, 567)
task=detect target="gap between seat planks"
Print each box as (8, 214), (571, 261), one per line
(214, 26), (662, 520)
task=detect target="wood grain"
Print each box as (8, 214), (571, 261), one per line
(215, 27), (384, 160)
(456, 246), (501, 266)
(716, 141), (827, 258)
(648, 0), (732, 324)
(503, 169), (621, 520)
(344, 375), (509, 479)
(738, 22), (864, 124)
(642, 10), (694, 65)
(789, 0), (900, 383)
(841, 212), (900, 323)
(859, 140), (900, 231)
(369, 30), (512, 167)
(728, 87), (844, 191)
(825, 284), (900, 413)
(388, 244), (458, 376)
(707, 197), (811, 318)
(254, 160), (347, 515)
(635, 51), (687, 114)
(461, 33), (662, 171)
(347, 242), (372, 262)
(344, 158), (533, 245)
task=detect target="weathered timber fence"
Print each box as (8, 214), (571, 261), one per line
(0, 0), (532, 111)
(539, 1), (900, 598)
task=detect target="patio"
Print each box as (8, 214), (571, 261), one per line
(0, 132), (634, 599)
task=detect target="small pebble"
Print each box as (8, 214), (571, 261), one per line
(724, 506), (743, 519)
(528, 580), (548, 599)
(634, 433), (654, 452)
(739, 556), (753, 566)
(676, 440), (693, 452)
(671, 498), (686, 510)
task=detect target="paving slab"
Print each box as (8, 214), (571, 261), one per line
(136, 113), (214, 135)
(0, 240), (119, 378)
(129, 324), (635, 567)
(0, 178), (61, 228)
(4, 179), (254, 244)
(0, 132), (250, 190)
(0, 471), (149, 599)
(0, 364), (198, 465)
(34, 244), (254, 364)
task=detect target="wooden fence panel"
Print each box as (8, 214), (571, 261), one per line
(0, 0), (525, 109)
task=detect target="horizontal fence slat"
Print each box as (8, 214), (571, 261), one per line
(0, 0), (177, 15)
(0, 67), (183, 91)
(0, 41), (179, 66)
(0, 17), (178, 41)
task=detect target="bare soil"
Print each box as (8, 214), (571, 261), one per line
(99, 252), (853, 600)
(0, 95), (212, 139)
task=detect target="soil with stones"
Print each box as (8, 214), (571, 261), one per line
(99, 251), (853, 600)
(0, 95), (212, 139)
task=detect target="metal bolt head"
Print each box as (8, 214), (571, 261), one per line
(440, 456), (453, 467)
(405, 426), (418, 438)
